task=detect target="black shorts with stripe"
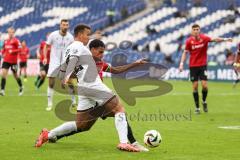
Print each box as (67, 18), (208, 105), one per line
(39, 62), (49, 73)
(189, 65), (208, 82)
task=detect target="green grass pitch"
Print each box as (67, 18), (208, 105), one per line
(0, 76), (239, 160)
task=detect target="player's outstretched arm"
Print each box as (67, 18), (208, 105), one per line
(211, 37), (232, 43)
(179, 50), (187, 72)
(110, 58), (148, 74)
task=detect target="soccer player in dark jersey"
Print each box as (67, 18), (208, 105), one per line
(179, 24), (232, 114)
(233, 43), (240, 88)
(0, 27), (23, 96)
(19, 40), (30, 82)
(35, 33), (51, 89)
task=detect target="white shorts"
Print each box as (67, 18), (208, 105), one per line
(77, 82), (115, 111)
(47, 62), (61, 78)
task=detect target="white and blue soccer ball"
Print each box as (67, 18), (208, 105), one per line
(144, 130), (162, 147)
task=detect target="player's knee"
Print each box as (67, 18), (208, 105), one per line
(202, 85), (208, 90)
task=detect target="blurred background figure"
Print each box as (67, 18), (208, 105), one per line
(18, 40), (30, 82)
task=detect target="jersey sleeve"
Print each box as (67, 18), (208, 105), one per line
(185, 39), (191, 52)
(102, 62), (111, 72)
(17, 39), (21, 49)
(204, 35), (212, 42)
(46, 32), (54, 45)
(27, 48), (30, 57)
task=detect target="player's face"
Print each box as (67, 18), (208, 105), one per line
(192, 27), (200, 37)
(80, 28), (91, 45)
(60, 22), (69, 34)
(21, 41), (26, 47)
(8, 28), (15, 38)
(92, 47), (105, 60)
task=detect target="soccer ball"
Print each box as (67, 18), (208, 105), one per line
(144, 130), (162, 147)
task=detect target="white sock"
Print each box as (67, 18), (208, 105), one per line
(47, 87), (54, 105)
(48, 121), (77, 140)
(69, 87), (76, 104)
(115, 112), (128, 144)
(71, 95), (76, 104)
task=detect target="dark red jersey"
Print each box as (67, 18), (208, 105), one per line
(185, 34), (212, 67)
(2, 37), (21, 64)
(18, 47), (29, 62)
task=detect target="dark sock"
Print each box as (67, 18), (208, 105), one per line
(56, 129), (82, 141)
(35, 75), (41, 85)
(16, 78), (23, 88)
(24, 75), (27, 79)
(37, 78), (45, 88)
(126, 119), (136, 144)
(235, 79), (240, 84)
(202, 89), (208, 102)
(193, 91), (199, 108)
(1, 78), (6, 90)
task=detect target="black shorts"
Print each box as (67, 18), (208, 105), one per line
(39, 62), (49, 73)
(189, 66), (208, 82)
(2, 62), (18, 73)
(19, 62), (27, 68)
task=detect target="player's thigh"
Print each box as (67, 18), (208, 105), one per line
(102, 96), (125, 117)
(1, 62), (10, 77)
(76, 97), (99, 130)
(76, 111), (97, 131)
(47, 62), (60, 78)
(40, 70), (46, 78)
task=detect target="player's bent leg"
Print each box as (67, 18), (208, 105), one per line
(75, 111), (98, 131)
(35, 121), (80, 147)
(103, 97), (140, 152)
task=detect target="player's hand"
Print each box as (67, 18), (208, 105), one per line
(9, 50), (12, 54)
(179, 63), (184, 72)
(61, 79), (68, 89)
(43, 58), (47, 65)
(227, 38), (233, 42)
(134, 58), (149, 65)
(225, 38), (233, 42)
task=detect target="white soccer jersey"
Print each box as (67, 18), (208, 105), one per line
(46, 30), (74, 77)
(62, 41), (115, 111)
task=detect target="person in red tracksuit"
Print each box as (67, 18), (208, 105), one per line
(19, 40), (30, 82)
(0, 27), (23, 96)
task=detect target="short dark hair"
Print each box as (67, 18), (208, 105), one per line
(74, 24), (91, 37)
(89, 39), (105, 50)
(192, 24), (200, 29)
(60, 19), (69, 23)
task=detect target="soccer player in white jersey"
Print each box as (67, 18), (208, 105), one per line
(43, 19), (76, 111)
(35, 24), (141, 152)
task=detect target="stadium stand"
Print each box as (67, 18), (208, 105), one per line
(0, 0), (240, 66)
(0, 0), (146, 54)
